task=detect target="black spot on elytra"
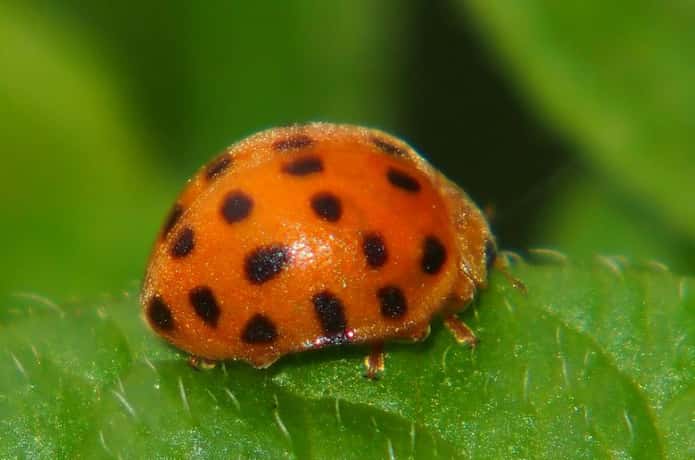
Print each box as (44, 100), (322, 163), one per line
(282, 156), (324, 176)
(311, 192), (342, 222)
(221, 191), (253, 224)
(387, 168), (421, 192)
(162, 203), (183, 237)
(421, 235), (447, 274)
(245, 245), (290, 284)
(363, 233), (388, 268)
(378, 285), (407, 319)
(148, 295), (174, 331)
(205, 153), (232, 180)
(189, 286), (220, 327)
(242, 314), (278, 343)
(273, 134), (314, 151)
(372, 137), (407, 156)
(312, 291), (348, 337)
(170, 227), (195, 258)
(485, 239), (497, 270)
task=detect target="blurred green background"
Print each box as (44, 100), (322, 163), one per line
(2, 1), (694, 301)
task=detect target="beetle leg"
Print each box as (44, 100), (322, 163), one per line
(396, 323), (431, 343)
(494, 253), (527, 294)
(363, 341), (385, 380)
(409, 324), (431, 342)
(187, 355), (217, 371)
(443, 315), (478, 347)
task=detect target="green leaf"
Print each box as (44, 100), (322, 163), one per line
(459, 1), (695, 238)
(2, 263), (693, 458)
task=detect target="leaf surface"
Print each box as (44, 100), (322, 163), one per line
(1, 263), (693, 458)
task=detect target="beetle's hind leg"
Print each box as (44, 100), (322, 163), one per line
(363, 341), (385, 380)
(188, 355), (217, 370)
(494, 252), (527, 294)
(443, 315), (478, 347)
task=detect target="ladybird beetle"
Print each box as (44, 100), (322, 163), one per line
(141, 123), (496, 378)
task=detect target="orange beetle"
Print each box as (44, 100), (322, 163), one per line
(141, 123), (495, 377)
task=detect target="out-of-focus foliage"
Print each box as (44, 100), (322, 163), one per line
(460, 0), (695, 263)
(1, 0), (694, 457)
(0, 4), (167, 298)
